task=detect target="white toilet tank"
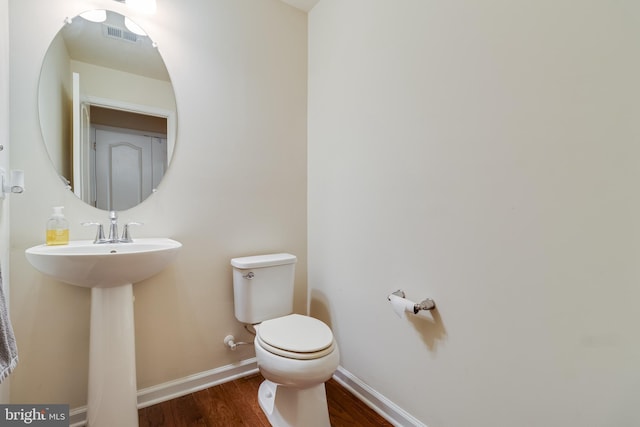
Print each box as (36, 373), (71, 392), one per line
(231, 253), (297, 324)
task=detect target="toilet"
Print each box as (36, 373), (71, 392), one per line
(231, 253), (340, 427)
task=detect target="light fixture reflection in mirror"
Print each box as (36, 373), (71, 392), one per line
(124, 17), (147, 36)
(124, 0), (157, 14)
(38, 9), (177, 211)
(79, 10), (107, 23)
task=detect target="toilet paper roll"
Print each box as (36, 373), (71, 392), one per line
(388, 294), (414, 319)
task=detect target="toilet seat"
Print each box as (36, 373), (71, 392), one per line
(257, 314), (335, 360)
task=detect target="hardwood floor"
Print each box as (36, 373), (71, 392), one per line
(138, 374), (393, 426)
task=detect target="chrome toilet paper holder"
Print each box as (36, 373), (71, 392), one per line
(388, 289), (436, 314)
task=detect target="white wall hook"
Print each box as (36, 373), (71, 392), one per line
(0, 168), (25, 199)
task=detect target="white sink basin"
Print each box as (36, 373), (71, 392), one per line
(25, 238), (181, 288)
(25, 237), (181, 427)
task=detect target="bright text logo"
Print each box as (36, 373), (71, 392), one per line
(0, 405), (68, 426)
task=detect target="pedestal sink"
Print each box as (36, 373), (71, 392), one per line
(25, 238), (182, 427)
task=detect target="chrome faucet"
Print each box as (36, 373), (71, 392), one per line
(108, 211), (119, 242)
(120, 221), (143, 243)
(82, 211), (143, 243)
(82, 221), (105, 243)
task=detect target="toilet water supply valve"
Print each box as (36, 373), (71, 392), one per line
(224, 335), (251, 351)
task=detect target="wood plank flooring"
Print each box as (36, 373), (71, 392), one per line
(138, 374), (393, 426)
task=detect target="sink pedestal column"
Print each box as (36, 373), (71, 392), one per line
(87, 284), (138, 427)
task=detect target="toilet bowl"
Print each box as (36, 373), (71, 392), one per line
(254, 314), (340, 427)
(231, 254), (340, 427)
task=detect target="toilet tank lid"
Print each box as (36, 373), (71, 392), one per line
(231, 253), (297, 269)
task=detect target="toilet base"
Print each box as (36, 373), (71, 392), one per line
(258, 379), (331, 427)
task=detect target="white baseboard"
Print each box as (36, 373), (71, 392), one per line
(69, 360), (424, 427)
(332, 366), (427, 427)
(136, 358), (259, 409)
(69, 358), (258, 427)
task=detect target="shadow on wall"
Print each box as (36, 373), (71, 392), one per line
(309, 289), (447, 353)
(308, 289), (334, 329)
(406, 306), (447, 352)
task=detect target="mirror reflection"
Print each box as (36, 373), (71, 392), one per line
(38, 9), (177, 211)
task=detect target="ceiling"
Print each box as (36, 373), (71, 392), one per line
(279, 0), (320, 12)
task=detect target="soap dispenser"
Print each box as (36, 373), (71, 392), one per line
(46, 206), (69, 245)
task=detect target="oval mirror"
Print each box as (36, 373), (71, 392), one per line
(38, 9), (177, 211)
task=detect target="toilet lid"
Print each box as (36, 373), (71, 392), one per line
(257, 314), (334, 358)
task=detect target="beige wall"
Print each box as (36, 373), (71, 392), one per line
(71, 60), (175, 110)
(0, 0), (10, 404)
(9, 0), (307, 408)
(308, 1), (640, 426)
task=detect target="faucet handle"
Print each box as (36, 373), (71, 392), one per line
(121, 222), (143, 243)
(82, 222), (106, 243)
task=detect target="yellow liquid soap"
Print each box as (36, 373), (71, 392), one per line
(46, 229), (69, 245)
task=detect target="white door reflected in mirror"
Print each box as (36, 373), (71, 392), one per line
(95, 128), (166, 210)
